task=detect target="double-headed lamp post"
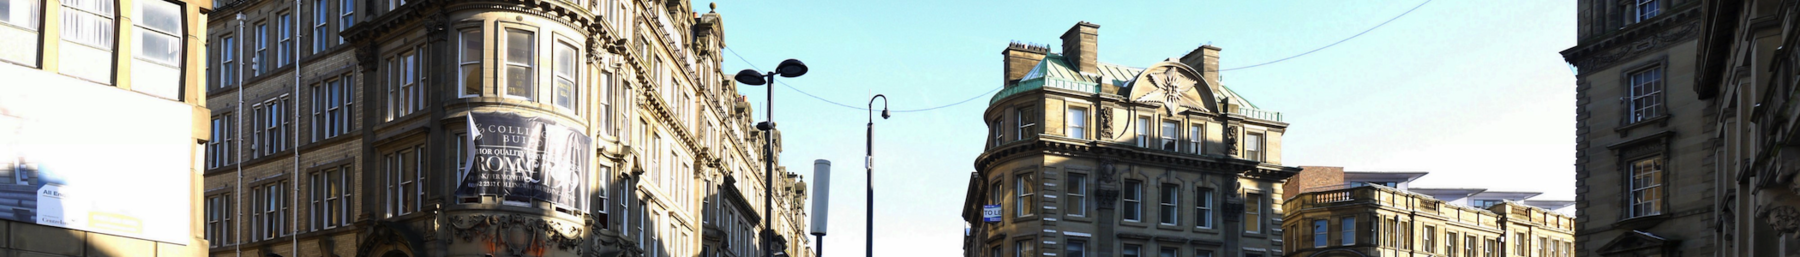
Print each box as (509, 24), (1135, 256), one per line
(865, 95), (888, 257)
(734, 59), (808, 257)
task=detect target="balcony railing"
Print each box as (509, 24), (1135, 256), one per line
(1233, 106), (1283, 122)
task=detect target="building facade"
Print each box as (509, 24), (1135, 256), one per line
(1561, 0), (1714, 256)
(962, 22), (1301, 257)
(1284, 186), (1576, 257)
(1694, 0), (1800, 256)
(1283, 168), (1575, 215)
(197, 0), (812, 256)
(0, 0), (211, 255)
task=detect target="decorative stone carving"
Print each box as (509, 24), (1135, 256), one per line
(447, 214), (585, 255)
(1097, 107), (1114, 139)
(1133, 67), (1200, 115)
(1224, 125), (1239, 156)
(1757, 205), (1800, 234)
(1569, 21), (1701, 71)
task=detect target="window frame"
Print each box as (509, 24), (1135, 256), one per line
(1123, 180), (1142, 222)
(1066, 106), (1087, 139)
(1158, 183), (1178, 226)
(1015, 172), (1035, 217)
(552, 36), (581, 114)
(1195, 187), (1213, 229)
(277, 11), (292, 66)
(458, 26), (482, 97)
(500, 27), (536, 101)
(1626, 66), (1665, 123)
(1341, 216), (1355, 246)
(1160, 120), (1179, 151)
(312, 0), (329, 53)
(1244, 193), (1263, 234)
(1244, 132), (1265, 161)
(1065, 172), (1086, 217)
(1628, 156), (1664, 218)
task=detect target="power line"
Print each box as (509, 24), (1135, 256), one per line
(1220, 0), (1431, 71)
(725, 0), (1430, 112)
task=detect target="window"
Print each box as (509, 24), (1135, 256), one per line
(1628, 67), (1664, 122)
(1160, 121), (1178, 151)
(1244, 133), (1264, 161)
(1485, 238), (1497, 257)
(207, 114), (235, 169)
(600, 71), (614, 135)
(1245, 193), (1262, 233)
(1312, 220), (1328, 248)
(132, 0), (181, 99)
(312, 76), (352, 141)
(59, 0), (116, 83)
(1065, 239), (1086, 257)
(1195, 187), (1213, 228)
(989, 180), (1003, 211)
(254, 22), (267, 75)
(459, 29), (481, 97)
(1196, 250), (1213, 257)
(220, 36), (236, 87)
(1445, 232), (1457, 256)
(1014, 240), (1033, 257)
(1188, 124), (1203, 154)
(1341, 217), (1355, 245)
(1463, 236), (1476, 257)
(1400, 220), (1412, 250)
(1159, 184), (1178, 225)
(1632, 0), (1658, 22)
(990, 245), (1002, 257)
(991, 119), (1003, 146)
(312, 0), (328, 53)
(1123, 180), (1142, 222)
(338, 0), (353, 42)
(1135, 117), (1150, 147)
(1066, 107), (1087, 139)
(1015, 173), (1034, 217)
(1015, 108), (1034, 140)
(1122, 244), (1141, 257)
(1159, 247), (1176, 257)
(1629, 157), (1663, 217)
(204, 193), (233, 247)
(387, 48), (422, 120)
(1514, 233), (1526, 254)
(504, 29), (534, 99)
(255, 182), (287, 241)
(1538, 237), (1548, 257)
(1423, 226), (1435, 253)
(252, 96), (290, 158)
(310, 164), (350, 230)
(1066, 173), (1086, 217)
(553, 40), (578, 112)
(1474, 199), (1504, 208)
(385, 145), (423, 216)
(278, 12), (292, 66)
(0, 0), (41, 65)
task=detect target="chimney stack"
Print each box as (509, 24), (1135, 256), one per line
(1001, 42), (1048, 85)
(1060, 21), (1100, 74)
(1179, 45), (1222, 91)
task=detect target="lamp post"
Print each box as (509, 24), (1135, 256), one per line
(865, 95), (888, 257)
(735, 59), (809, 257)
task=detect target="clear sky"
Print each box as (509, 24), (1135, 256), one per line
(699, 0), (1576, 256)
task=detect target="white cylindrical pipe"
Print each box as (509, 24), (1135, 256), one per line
(810, 159), (831, 236)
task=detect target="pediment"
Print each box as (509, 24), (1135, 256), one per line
(1124, 62), (1219, 115)
(1596, 230), (1670, 255)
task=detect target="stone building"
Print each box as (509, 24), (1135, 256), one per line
(197, 0), (812, 256)
(1283, 186), (1576, 257)
(0, 0), (211, 255)
(961, 22), (1301, 257)
(1693, 0), (1800, 256)
(1561, 0), (1714, 256)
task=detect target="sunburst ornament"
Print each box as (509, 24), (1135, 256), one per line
(1134, 67), (1201, 115)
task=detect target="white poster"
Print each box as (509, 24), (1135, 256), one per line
(0, 64), (194, 244)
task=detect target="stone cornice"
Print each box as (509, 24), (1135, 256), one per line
(974, 139), (1288, 180)
(1561, 8), (1702, 72)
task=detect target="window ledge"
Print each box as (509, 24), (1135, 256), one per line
(1615, 115), (1670, 136)
(1611, 213), (1667, 230)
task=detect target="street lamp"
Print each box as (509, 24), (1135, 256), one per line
(734, 59), (808, 257)
(864, 94), (888, 257)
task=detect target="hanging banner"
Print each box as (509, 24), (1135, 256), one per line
(455, 112), (591, 208)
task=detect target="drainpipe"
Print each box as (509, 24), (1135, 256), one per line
(235, 12), (246, 257)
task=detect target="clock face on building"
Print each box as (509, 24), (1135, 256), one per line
(1128, 63), (1214, 115)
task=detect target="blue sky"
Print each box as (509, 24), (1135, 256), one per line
(700, 0), (1576, 255)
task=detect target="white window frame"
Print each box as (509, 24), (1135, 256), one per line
(1245, 132), (1264, 161)
(254, 22), (267, 75)
(553, 39), (580, 113)
(1189, 124), (1204, 154)
(502, 28), (535, 100)
(1628, 157), (1663, 217)
(1632, 0), (1659, 23)
(1066, 106), (1087, 139)
(1135, 117), (1150, 147)
(131, 0), (182, 99)
(220, 35), (236, 87)
(1312, 219), (1327, 248)
(459, 28), (481, 97)
(1160, 121), (1179, 151)
(1627, 67), (1664, 123)
(338, 0), (353, 43)
(1245, 193), (1262, 234)
(59, 0), (116, 83)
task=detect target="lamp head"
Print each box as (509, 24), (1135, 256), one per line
(734, 69), (767, 85)
(881, 109), (890, 119)
(776, 59), (808, 78)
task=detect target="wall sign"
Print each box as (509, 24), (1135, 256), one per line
(456, 112), (591, 208)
